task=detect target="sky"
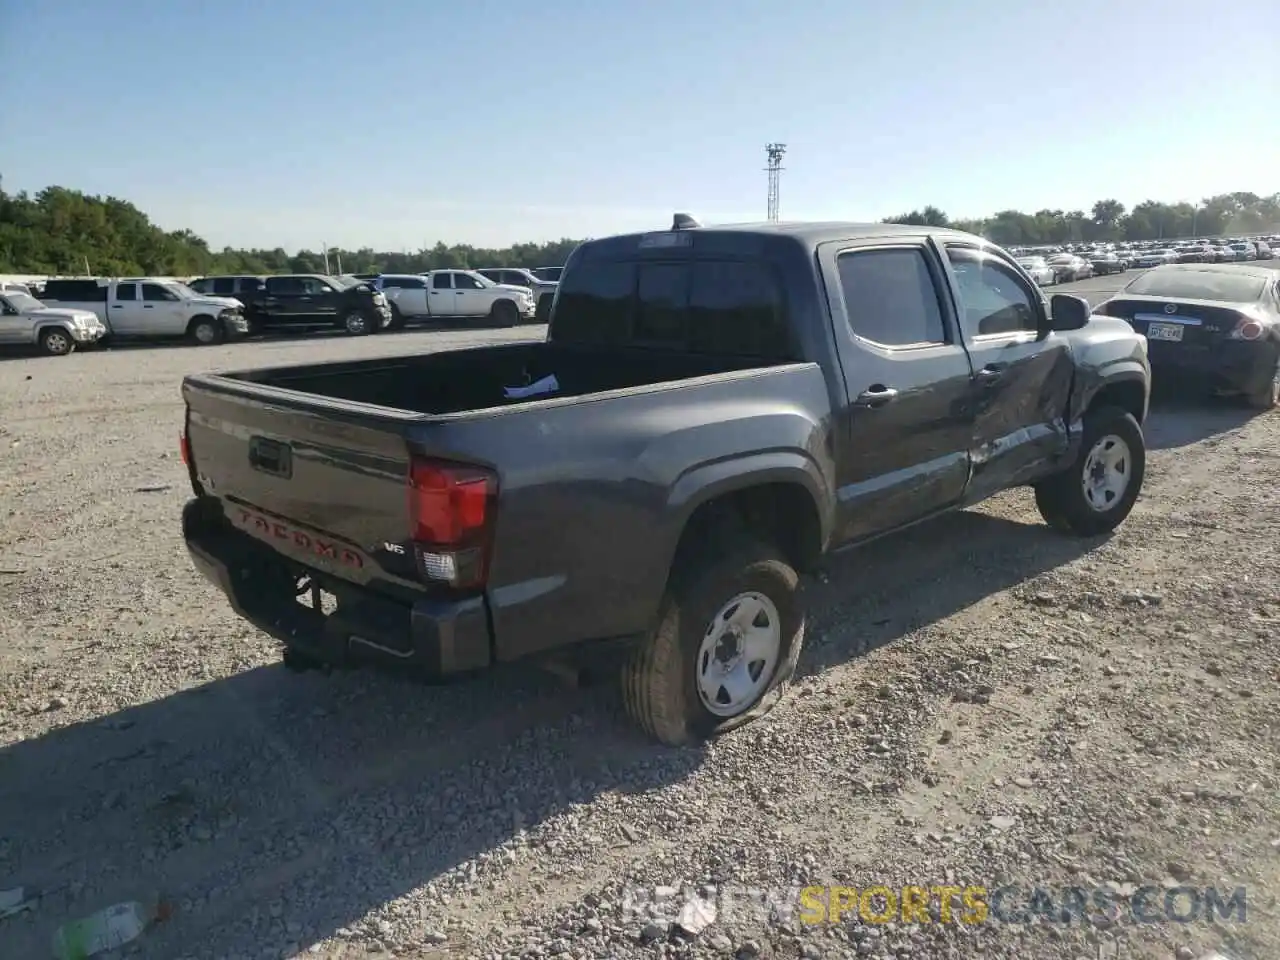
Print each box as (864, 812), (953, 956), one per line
(1, 0), (1277, 253)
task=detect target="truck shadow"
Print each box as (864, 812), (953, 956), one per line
(1142, 393), (1257, 451)
(0, 507), (1098, 958)
(798, 505), (1098, 676)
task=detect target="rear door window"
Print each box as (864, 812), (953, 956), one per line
(836, 247), (947, 346)
(266, 276), (304, 295)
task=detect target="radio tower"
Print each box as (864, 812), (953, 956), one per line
(765, 143), (786, 221)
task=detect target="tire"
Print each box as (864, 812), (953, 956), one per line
(622, 539), (804, 746)
(1245, 358), (1280, 411)
(490, 299), (518, 328)
(1034, 405), (1145, 537)
(340, 310), (373, 336)
(38, 327), (75, 356)
(387, 304), (406, 331)
(188, 315), (225, 346)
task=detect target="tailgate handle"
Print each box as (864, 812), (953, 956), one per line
(248, 436), (292, 478)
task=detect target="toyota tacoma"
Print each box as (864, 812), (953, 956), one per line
(179, 217), (1151, 745)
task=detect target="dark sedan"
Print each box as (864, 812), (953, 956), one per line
(1087, 252), (1127, 275)
(1095, 264), (1280, 409)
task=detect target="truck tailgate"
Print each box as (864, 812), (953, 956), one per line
(182, 376), (419, 587)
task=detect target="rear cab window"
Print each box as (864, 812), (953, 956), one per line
(551, 258), (794, 359)
(43, 279), (107, 302)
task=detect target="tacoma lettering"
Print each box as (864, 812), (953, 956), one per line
(236, 509), (363, 569)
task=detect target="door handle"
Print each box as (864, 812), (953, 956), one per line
(854, 385), (899, 408)
(142, 304), (154, 309)
(975, 364), (1007, 383)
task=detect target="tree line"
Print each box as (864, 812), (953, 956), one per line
(884, 193), (1280, 247)
(1, 182), (1277, 278)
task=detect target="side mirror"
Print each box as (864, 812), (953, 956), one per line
(1049, 293), (1091, 331)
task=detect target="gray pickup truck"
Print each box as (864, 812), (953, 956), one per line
(180, 217), (1151, 745)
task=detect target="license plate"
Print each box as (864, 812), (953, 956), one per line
(1146, 321), (1185, 342)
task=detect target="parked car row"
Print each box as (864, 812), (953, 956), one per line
(3, 266), (559, 355)
(191, 268), (548, 332)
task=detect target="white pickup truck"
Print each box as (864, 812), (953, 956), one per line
(375, 270), (536, 329)
(0, 289), (107, 356)
(39, 277), (249, 345)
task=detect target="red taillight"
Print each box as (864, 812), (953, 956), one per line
(180, 432), (191, 465)
(408, 457), (497, 589)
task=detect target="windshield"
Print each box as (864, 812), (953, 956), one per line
(4, 293), (43, 312)
(1047, 255), (1074, 263)
(332, 275), (362, 288)
(1123, 270), (1267, 302)
(168, 282), (201, 298)
(1018, 258), (1046, 267)
(469, 272), (497, 287)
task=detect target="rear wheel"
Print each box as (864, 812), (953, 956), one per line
(38, 327), (75, 356)
(490, 299), (518, 327)
(621, 538), (804, 746)
(188, 315), (224, 346)
(1034, 405), (1145, 537)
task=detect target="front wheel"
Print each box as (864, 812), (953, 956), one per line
(490, 299), (519, 327)
(340, 310), (373, 336)
(621, 539), (804, 746)
(1034, 405), (1145, 537)
(188, 316), (225, 346)
(38, 327), (75, 356)
(387, 304), (406, 331)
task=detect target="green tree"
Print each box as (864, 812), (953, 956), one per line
(1, 180), (1277, 277)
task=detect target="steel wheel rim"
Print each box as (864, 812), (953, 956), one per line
(45, 332), (70, 354)
(696, 591), (781, 717)
(1082, 434), (1131, 513)
(195, 323), (216, 343)
(346, 314), (367, 334)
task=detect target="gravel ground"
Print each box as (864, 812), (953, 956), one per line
(1, 274), (1278, 960)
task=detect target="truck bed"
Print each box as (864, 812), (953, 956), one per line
(220, 340), (789, 415)
(181, 336), (829, 671)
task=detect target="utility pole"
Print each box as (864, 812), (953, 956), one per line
(765, 143), (786, 222)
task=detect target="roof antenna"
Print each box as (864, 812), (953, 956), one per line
(671, 212), (702, 230)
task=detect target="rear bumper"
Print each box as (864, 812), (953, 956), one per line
(182, 498), (492, 675)
(1147, 340), (1279, 394)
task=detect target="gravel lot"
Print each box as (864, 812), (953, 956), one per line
(2, 273), (1278, 960)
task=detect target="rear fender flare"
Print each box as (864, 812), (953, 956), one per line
(662, 450), (834, 565)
